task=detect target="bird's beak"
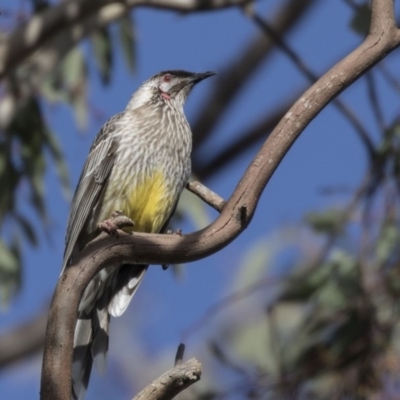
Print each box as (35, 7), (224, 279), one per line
(171, 71), (216, 94)
(190, 71), (216, 84)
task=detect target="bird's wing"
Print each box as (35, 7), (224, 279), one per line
(62, 113), (123, 274)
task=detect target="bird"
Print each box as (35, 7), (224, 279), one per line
(61, 70), (215, 400)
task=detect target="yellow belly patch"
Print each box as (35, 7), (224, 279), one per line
(119, 170), (171, 233)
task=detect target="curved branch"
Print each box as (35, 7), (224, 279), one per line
(0, 0), (251, 80)
(41, 1), (400, 399)
(132, 358), (201, 400)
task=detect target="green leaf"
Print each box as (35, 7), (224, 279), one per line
(0, 238), (21, 306)
(118, 14), (136, 73)
(231, 236), (274, 291)
(14, 98), (48, 221)
(282, 263), (332, 302)
(43, 128), (71, 199)
(376, 221), (400, 265)
(229, 314), (276, 372)
(61, 48), (88, 129)
(41, 77), (69, 103)
(0, 240), (19, 273)
(91, 27), (113, 85)
(71, 93), (88, 131)
(29, 149), (47, 222)
(14, 213), (37, 246)
(305, 209), (344, 235)
(62, 47), (86, 88)
(0, 147), (19, 223)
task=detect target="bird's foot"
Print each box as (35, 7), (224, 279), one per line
(98, 211), (135, 238)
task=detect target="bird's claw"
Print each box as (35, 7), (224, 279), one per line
(98, 219), (120, 238)
(98, 211), (135, 237)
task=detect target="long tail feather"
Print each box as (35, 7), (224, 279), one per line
(72, 316), (93, 400)
(71, 265), (147, 400)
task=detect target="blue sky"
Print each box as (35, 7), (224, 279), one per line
(1, 1), (399, 399)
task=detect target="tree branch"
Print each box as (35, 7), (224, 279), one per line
(186, 181), (226, 212)
(131, 358), (201, 400)
(41, 1), (400, 399)
(0, 0), (251, 81)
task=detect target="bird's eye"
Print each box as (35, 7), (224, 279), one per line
(163, 74), (171, 82)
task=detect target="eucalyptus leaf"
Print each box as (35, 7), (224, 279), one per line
(62, 47), (86, 88)
(0, 238), (21, 305)
(71, 94), (88, 131)
(350, 3), (371, 36)
(91, 27), (113, 85)
(118, 14), (136, 73)
(0, 240), (19, 273)
(305, 209), (344, 235)
(376, 221), (400, 265)
(14, 213), (37, 246)
(43, 128), (70, 199)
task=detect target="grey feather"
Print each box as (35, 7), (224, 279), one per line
(108, 267), (147, 317)
(62, 114), (122, 274)
(72, 317), (93, 400)
(91, 307), (110, 374)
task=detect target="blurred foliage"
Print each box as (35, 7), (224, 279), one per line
(305, 209), (345, 235)
(0, 8), (136, 303)
(194, 204), (400, 399)
(350, 2), (371, 37)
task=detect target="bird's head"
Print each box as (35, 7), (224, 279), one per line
(154, 70), (215, 103)
(127, 70), (215, 111)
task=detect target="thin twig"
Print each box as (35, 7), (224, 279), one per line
(186, 181), (226, 212)
(365, 72), (386, 133)
(378, 62), (400, 95)
(131, 358), (201, 400)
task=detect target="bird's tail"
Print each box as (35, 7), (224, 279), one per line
(72, 307), (109, 400)
(71, 265), (147, 400)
